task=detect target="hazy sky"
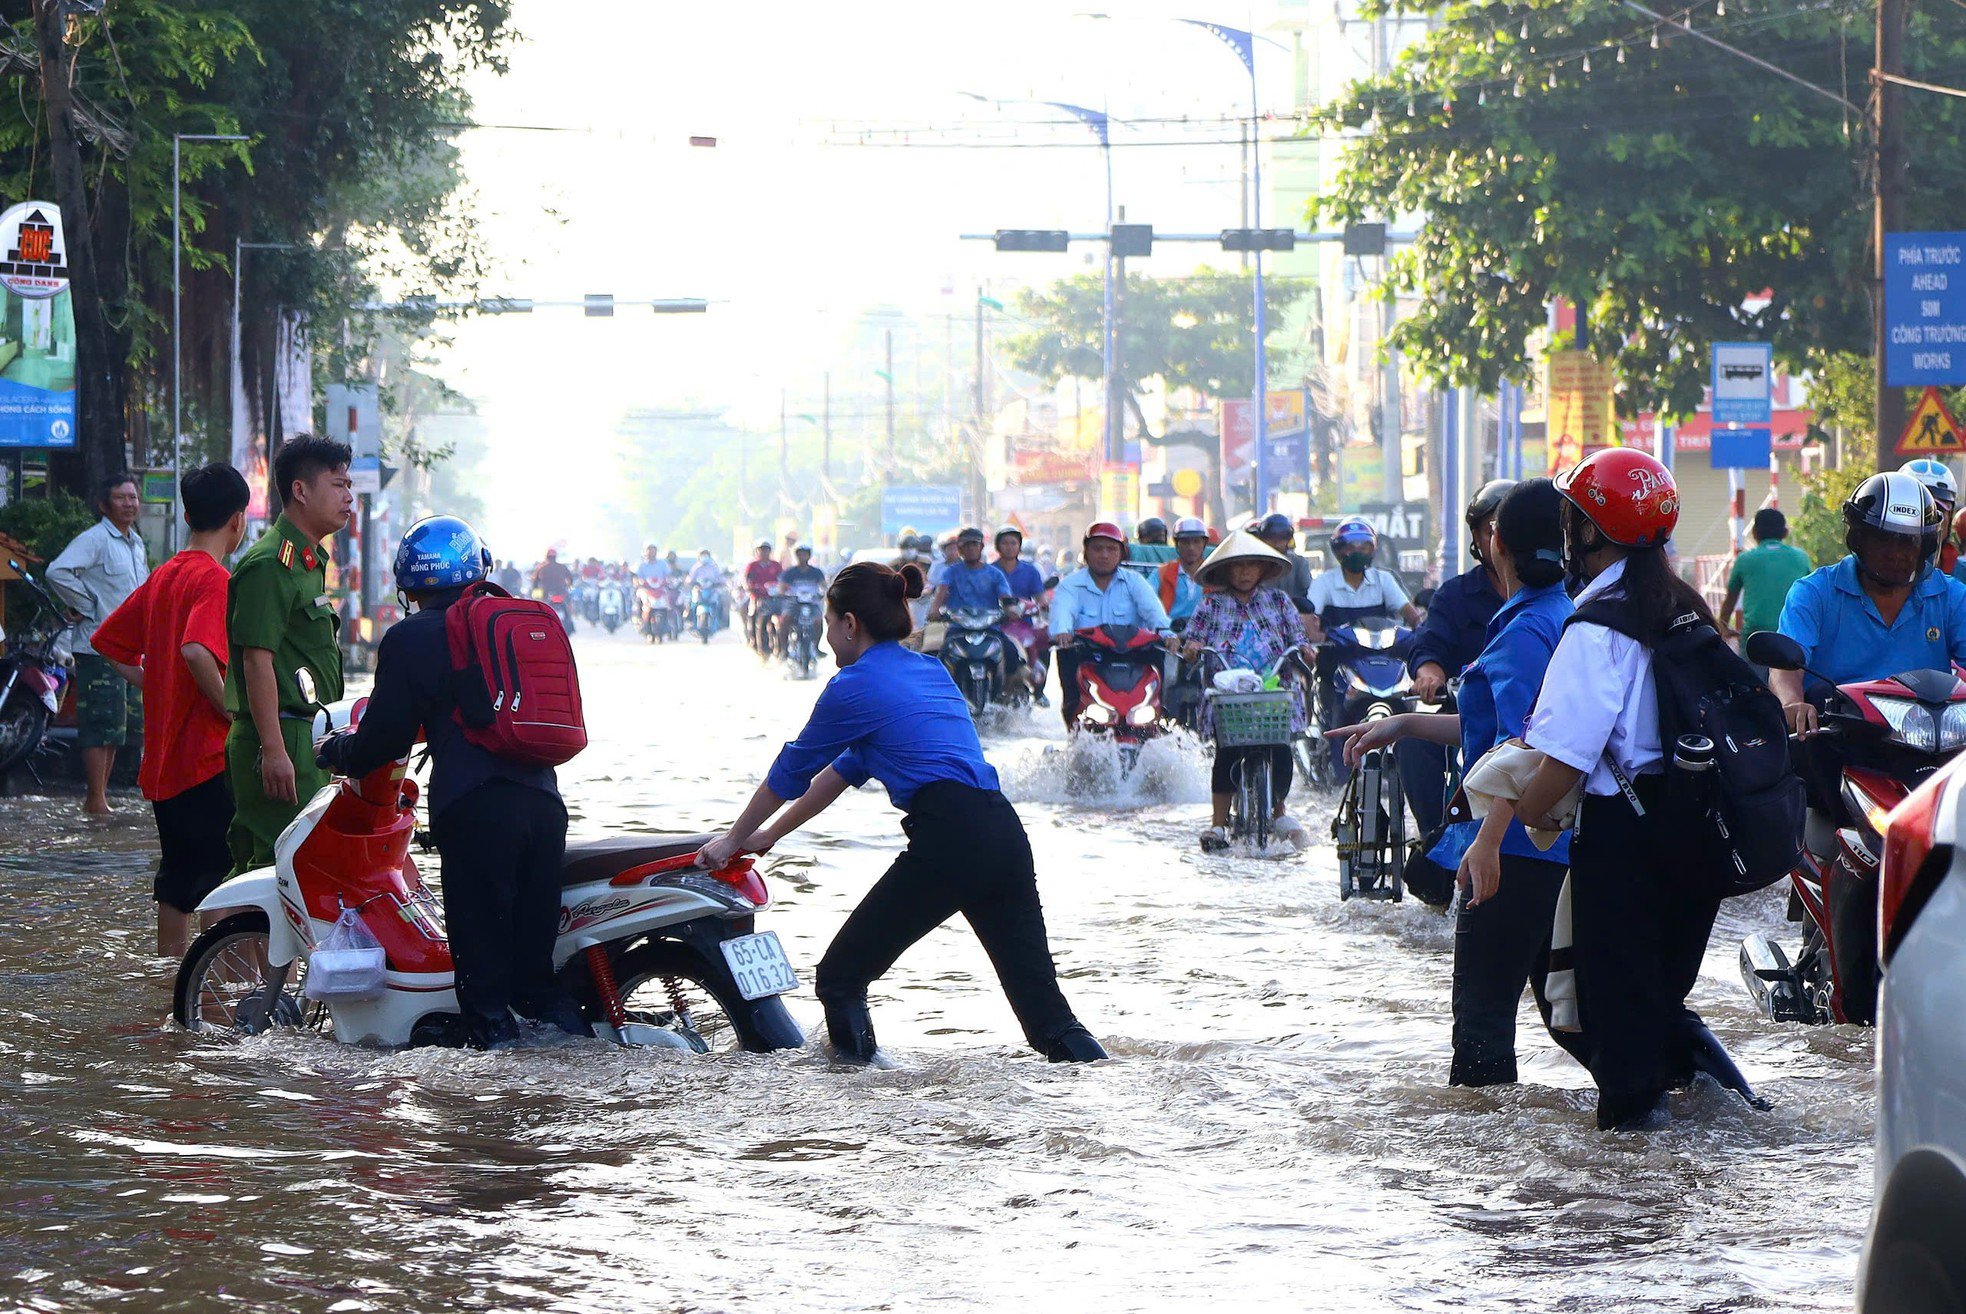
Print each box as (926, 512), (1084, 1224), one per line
(428, 0), (1311, 555)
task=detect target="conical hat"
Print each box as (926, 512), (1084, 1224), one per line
(1195, 530), (1290, 588)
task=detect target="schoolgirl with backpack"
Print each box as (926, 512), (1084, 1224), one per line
(1514, 449), (1801, 1130)
(320, 515), (591, 1049)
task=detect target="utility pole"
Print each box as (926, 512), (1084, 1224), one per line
(1372, 11), (1403, 504)
(973, 294), (990, 524)
(885, 329), (896, 469)
(30, 0), (122, 496)
(1873, 0), (1908, 470)
(822, 371), (832, 480)
(1109, 206), (1128, 466)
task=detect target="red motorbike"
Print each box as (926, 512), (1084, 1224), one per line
(1067, 624), (1167, 760)
(1742, 632), (1966, 1025)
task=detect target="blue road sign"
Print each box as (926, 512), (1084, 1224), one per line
(1886, 232), (1966, 387)
(1710, 427), (1772, 470)
(1711, 342), (1772, 425)
(880, 485), (962, 539)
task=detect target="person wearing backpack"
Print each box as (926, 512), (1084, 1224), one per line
(319, 516), (589, 1049)
(1514, 448), (1780, 1130)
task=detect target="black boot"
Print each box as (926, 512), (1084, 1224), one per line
(1681, 1019), (1770, 1110)
(517, 991), (594, 1039)
(1043, 1025), (1107, 1063)
(824, 999), (880, 1063)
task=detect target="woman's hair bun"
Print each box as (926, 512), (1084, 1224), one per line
(897, 562), (926, 600)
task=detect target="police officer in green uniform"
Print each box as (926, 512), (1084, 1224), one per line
(223, 436), (355, 877)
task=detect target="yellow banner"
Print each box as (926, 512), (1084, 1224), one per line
(1545, 351), (1617, 471)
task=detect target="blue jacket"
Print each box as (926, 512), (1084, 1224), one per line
(1408, 565), (1503, 679)
(1430, 581), (1573, 868)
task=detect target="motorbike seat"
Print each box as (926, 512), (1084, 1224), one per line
(559, 834), (715, 888)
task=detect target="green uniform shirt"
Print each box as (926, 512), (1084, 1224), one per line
(1728, 539), (1814, 637)
(222, 514), (344, 718)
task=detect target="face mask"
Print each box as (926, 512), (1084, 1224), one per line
(1338, 550), (1374, 574)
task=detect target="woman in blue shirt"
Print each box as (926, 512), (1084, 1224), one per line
(1331, 480), (1585, 1086)
(697, 561), (1106, 1065)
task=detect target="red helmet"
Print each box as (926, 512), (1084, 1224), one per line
(1554, 447), (1679, 548)
(1083, 520), (1125, 546)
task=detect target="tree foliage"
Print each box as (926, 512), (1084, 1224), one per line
(1314, 0), (1966, 415)
(1000, 271), (1306, 435)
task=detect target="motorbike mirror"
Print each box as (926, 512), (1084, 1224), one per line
(295, 667), (320, 707)
(1043, 575), (1060, 590)
(1743, 631), (1806, 672)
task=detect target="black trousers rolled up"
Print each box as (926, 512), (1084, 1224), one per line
(1053, 647), (1086, 729)
(1568, 781), (1722, 1129)
(1449, 850), (1586, 1086)
(430, 781), (570, 1025)
(814, 781), (1087, 1053)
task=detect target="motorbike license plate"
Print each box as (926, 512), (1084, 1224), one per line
(719, 930), (798, 1000)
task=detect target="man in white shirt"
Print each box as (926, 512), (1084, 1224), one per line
(47, 472), (151, 814)
(1303, 517), (1421, 642)
(1047, 520), (1171, 727)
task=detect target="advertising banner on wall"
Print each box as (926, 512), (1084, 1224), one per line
(1221, 390), (1311, 505)
(0, 202), (77, 449)
(1545, 351), (1616, 470)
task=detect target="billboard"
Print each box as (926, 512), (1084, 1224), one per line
(880, 484), (962, 539)
(0, 201), (76, 449)
(1545, 351), (1616, 470)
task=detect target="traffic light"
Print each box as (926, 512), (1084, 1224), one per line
(994, 230), (1071, 253)
(584, 294), (615, 317)
(1219, 228), (1296, 253)
(1342, 223), (1387, 257)
(1110, 223), (1154, 258)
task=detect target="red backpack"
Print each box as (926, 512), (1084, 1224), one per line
(444, 582), (587, 766)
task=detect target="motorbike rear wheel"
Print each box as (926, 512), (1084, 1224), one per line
(0, 696), (49, 775)
(173, 911), (318, 1035)
(607, 941), (747, 1053)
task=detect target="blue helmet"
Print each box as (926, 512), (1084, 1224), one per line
(393, 515), (491, 593)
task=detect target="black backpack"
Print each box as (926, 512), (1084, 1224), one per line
(1568, 598), (1805, 898)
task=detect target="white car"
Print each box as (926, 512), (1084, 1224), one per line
(1862, 753), (1966, 1313)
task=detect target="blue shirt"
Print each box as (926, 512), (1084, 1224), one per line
(996, 558), (1047, 602)
(1167, 567), (1204, 624)
(1048, 566), (1170, 638)
(941, 562), (1012, 613)
(1431, 581), (1574, 868)
(765, 641), (1000, 811)
(1778, 557), (1966, 687)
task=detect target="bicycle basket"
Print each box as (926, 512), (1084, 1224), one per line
(1209, 688), (1295, 747)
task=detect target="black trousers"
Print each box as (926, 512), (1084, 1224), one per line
(1568, 782), (1722, 1128)
(1053, 647), (1086, 728)
(431, 781), (570, 1025)
(813, 781), (1087, 1053)
(1211, 744), (1293, 800)
(1397, 737), (1450, 836)
(1449, 850), (1586, 1086)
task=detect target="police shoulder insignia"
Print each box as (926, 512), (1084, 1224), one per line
(278, 540), (295, 568)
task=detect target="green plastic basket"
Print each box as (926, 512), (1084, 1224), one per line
(1209, 688), (1295, 747)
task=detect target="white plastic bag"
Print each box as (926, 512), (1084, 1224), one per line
(305, 907), (388, 1000)
(1211, 668), (1263, 694)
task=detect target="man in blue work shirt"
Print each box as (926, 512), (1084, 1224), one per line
(1048, 520), (1171, 728)
(929, 527), (1022, 687)
(1775, 471), (1966, 734)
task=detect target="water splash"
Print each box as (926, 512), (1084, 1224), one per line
(996, 728), (1212, 808)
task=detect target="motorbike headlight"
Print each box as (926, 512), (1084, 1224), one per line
(1871, 696), (1940, 752)
(1942, 701), (1966, 751)
(1083, 702), (1116, 725)
(1126, 703), (1158, 727)
(1345, 668), (1373, 694)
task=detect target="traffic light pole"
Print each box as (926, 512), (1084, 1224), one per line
(1873, 0), (1907, 470)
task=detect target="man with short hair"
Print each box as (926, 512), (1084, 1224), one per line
(47, 472), (150, 814)
(222, 435), (354, 877)
(92, 463), (250, 954)
(1721, 508), (1813, 649)
(1048, 521), (1171, 728)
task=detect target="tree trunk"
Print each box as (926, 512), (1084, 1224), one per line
(31, 0), (126, 497)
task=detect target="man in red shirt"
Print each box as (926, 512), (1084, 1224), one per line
(741, 538), (782, 657)
(92, 463), (251, 956)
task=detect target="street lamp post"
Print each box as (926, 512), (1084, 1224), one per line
(172, 131), (247, 551)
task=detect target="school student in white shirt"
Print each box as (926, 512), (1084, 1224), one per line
(1514, 449), (1733, 1131)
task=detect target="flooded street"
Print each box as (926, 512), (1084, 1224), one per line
(0, 630), (1873, 1312)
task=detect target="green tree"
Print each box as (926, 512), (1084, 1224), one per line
(1314, 0), (1966, 415)
(1000, 271), (1306, 438)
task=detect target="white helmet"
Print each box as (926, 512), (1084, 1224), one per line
(1900, 458), (1958, 512)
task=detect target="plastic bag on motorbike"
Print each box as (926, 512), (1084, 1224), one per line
(304, 907), (388, 1000)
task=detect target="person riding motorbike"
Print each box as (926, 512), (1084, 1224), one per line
(687, 549), (728, 630)
(1901, 457), (1958, 576)
(1048, 521), (1172, 729)
(994, 525), (1051, 706)
(1402, 481), (1512, 836)
(774, 544), (828, 657)
(1127, 516), (1179, 567)
(1159, 518), (1209, 627)
(1252, 513), (1316, 611)
(1306, 519), (1422, 730)
(530, 549), (577, 632)
(636, 545), (668, 586)
(929, 527), (1021, 691)
(319, 516), (587, 1049)
(743, 539), (784, 657)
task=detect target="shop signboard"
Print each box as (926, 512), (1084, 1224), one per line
(0, 201), (76, 449)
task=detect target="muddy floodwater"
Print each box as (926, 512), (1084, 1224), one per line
(0, 631), (1873, 1312)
